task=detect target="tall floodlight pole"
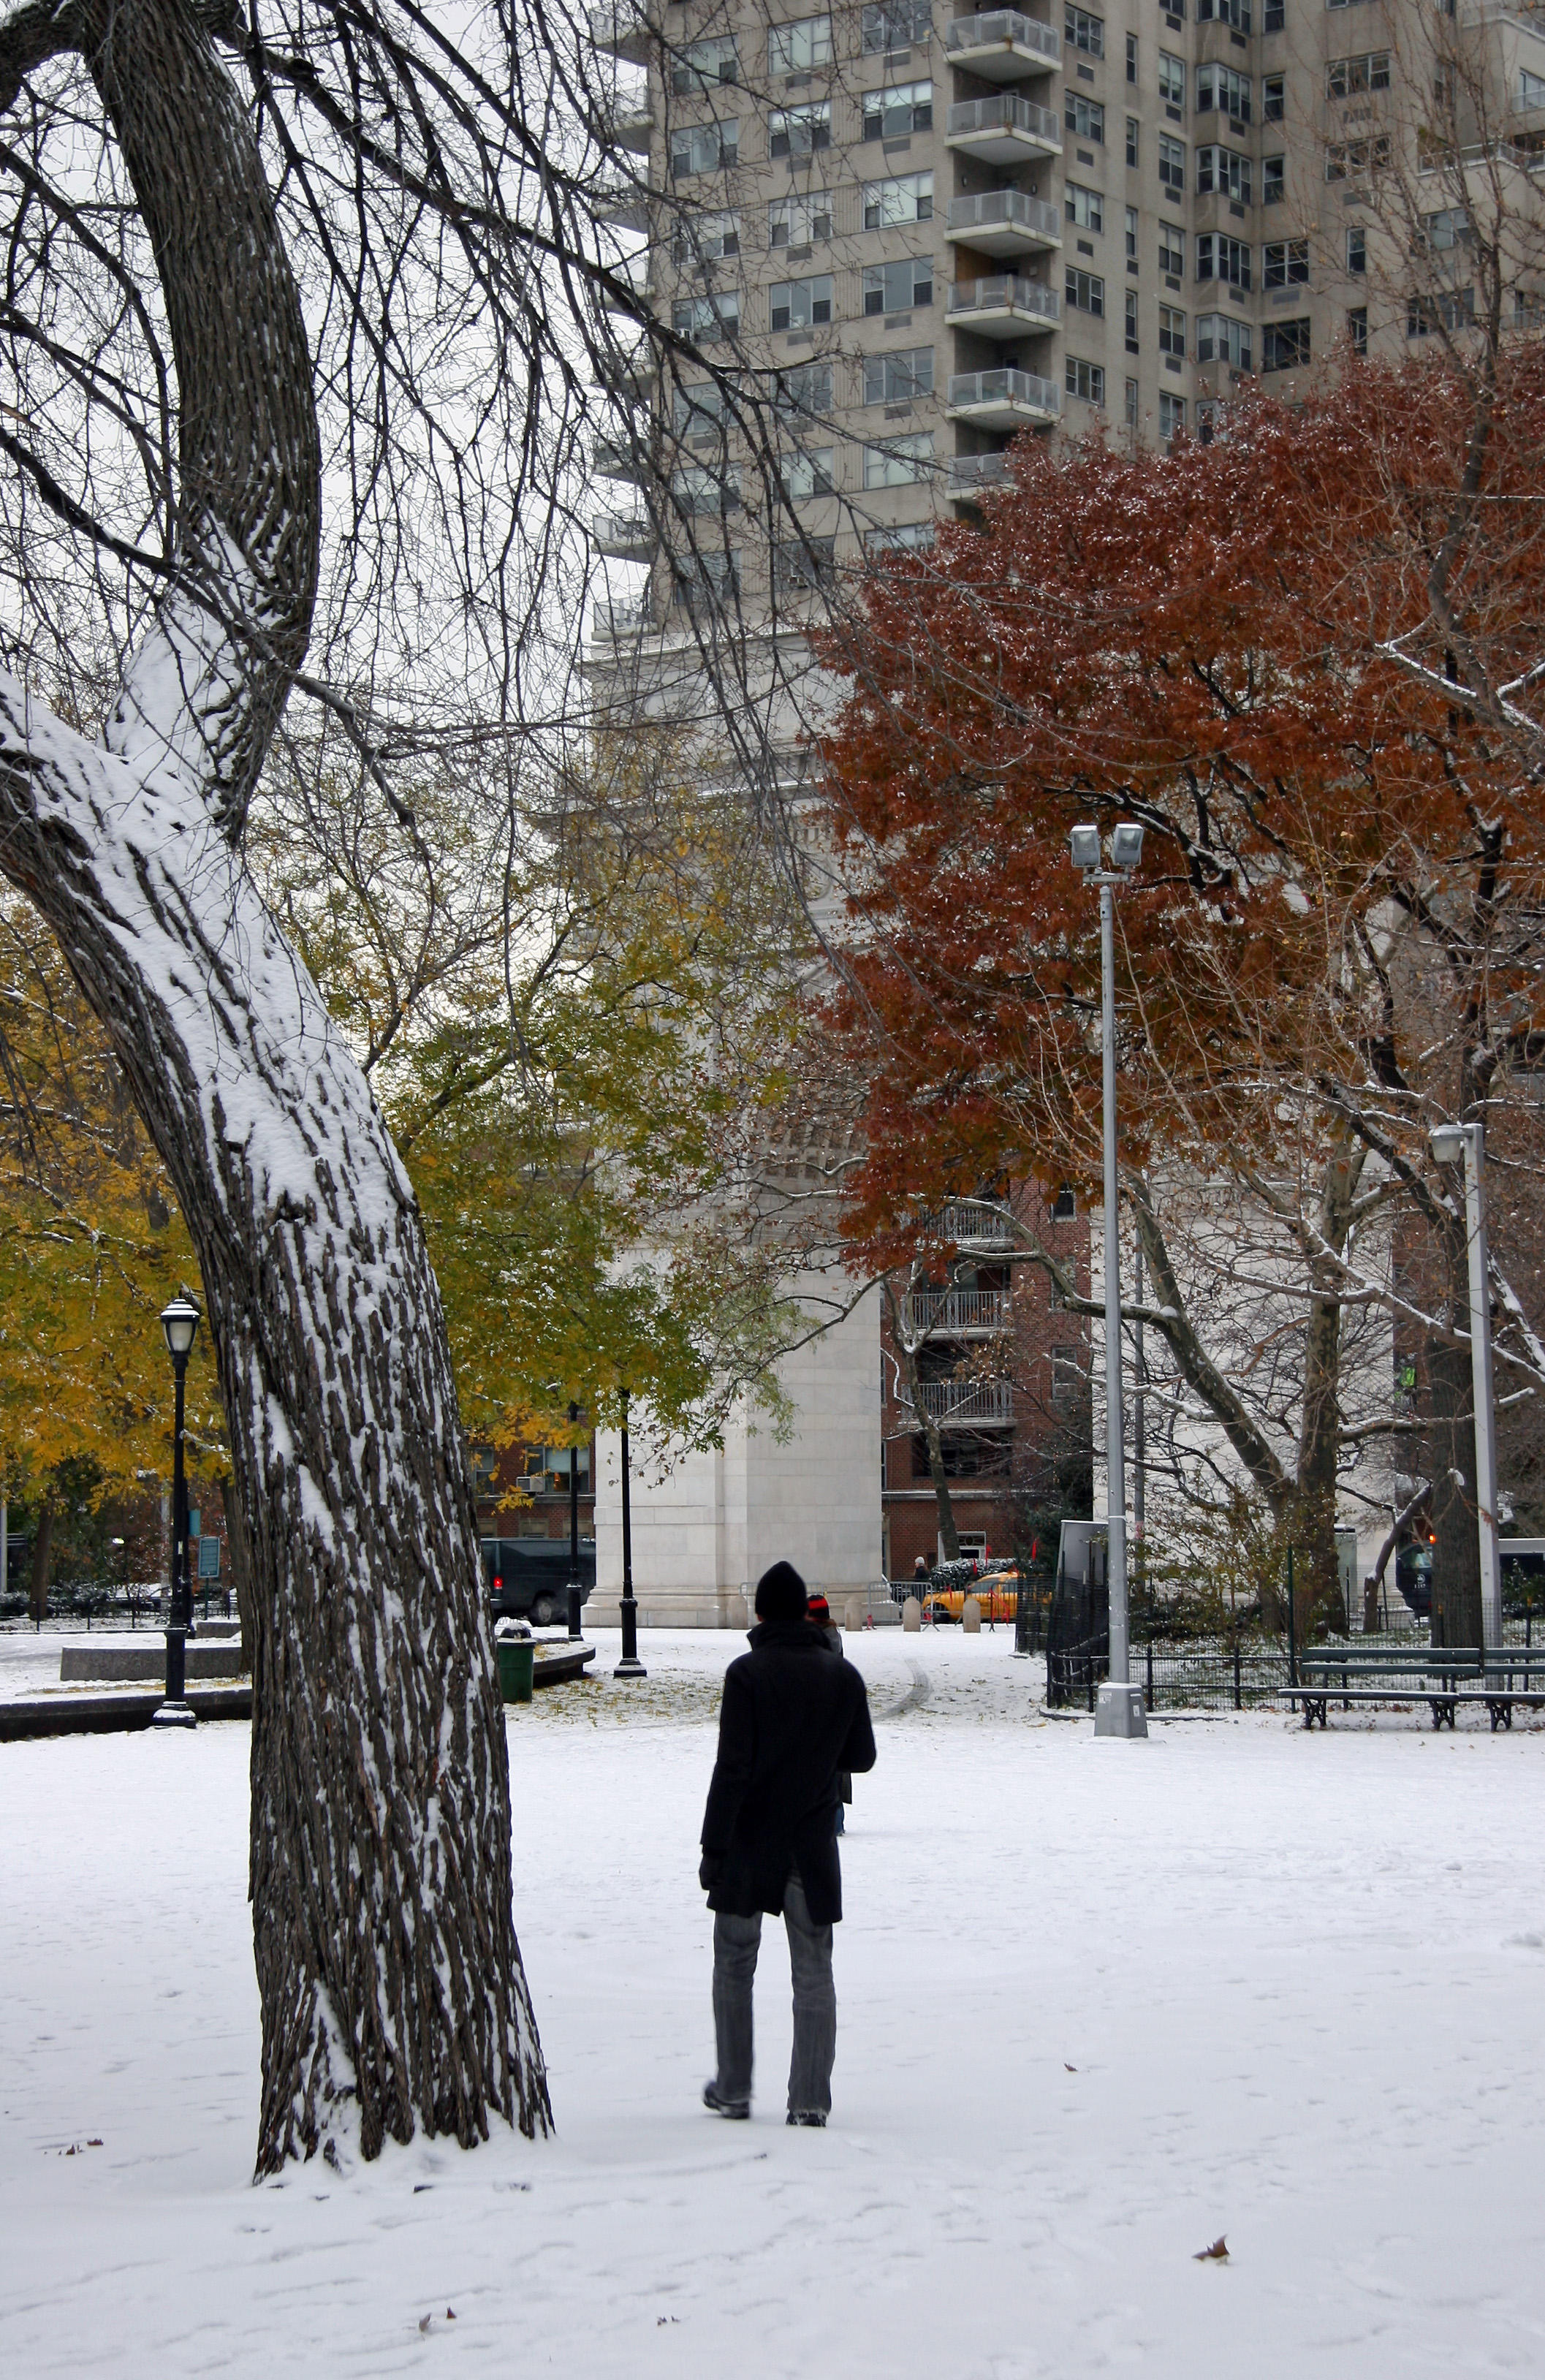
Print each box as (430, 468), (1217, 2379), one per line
(615, 1388), (646, 1679)
(1071, 825), (1148, 1740)
(1429, 1121), (1503, 1654)
(153, 1293), (202, 1729)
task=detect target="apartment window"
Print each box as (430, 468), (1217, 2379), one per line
(1262, 72), (1284, 121)
(1066, 265), (1106, 314)
(671, 121), (738, 177)
(770, 273), (834, 330)
(1346, 225), (1366, 272)
(1328, 52), (1389, 99)
(673, 549), (740, 604)
(863, 80), (933, 139)
(1523, 69), (1545, 107)
(863, 171), (934, 227)
(1159, 390), (1185, 444)
(773, 359), (835, 418)
(1264, 238), (1308, 288)
(862, 0), (932, 50)
(672, 34), (739, 93)
(862, 344), (935, 401)
(1126, 31), (1138, 81)
(1066, 354), (1106, 403)
(1158, 52), (1185, 107)
(1125, 204), (1139, 261)
(1126, 115), (1140, 166)
(1125, 289), (1139, 347)
(863, 431), (934, 486)
(1124, 376), (1139, 426)
(773, 534), (836, 591)
(866, 520), (936, 554)
(767, 14), (832, 73)
(780, 447), (836, 500)
(1264, 0), (1285, 26)
(1261, 317), (1310, 371)
(1420, 206), (1471, 252)
(1158, 302), (1186, 355)
(769, 192), (832, 246)
(1408, 289), (1475, 336)
(1325, 136), (1390, 181)
(1196, 64), (1251, 123)
(1066, 94), (1106, 142)
(1196, 232), (1250, 291)
(1158, 219), (1185, 274)
(672, 210), (740, 266)
(1065, 182), (1105, 233)
(672, 382), (729, 436)
(1066, 5), (1104, 56)
(672, 463), (742, 516)
(672, 292), (742, 341)
(1158, 133), (1185, 195)
(1196, 145), (1250, 203)
(1347, 305), (1368, 355)
(1263, 154), (1285, 203)
(1516, 288), (1545, 327)
(1196, 310), (1251, 368)
(863, 257), (934, 313)
(770, 102), (832, 157)
(1196, 0), (1250, 27)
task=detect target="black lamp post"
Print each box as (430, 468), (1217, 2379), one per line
(154, 1292), (201, 1729)
(566, 1397), (584, 1640)
(615, 1387), (646, 1679)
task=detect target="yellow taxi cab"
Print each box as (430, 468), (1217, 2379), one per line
(923, 1567), (1020, 1625)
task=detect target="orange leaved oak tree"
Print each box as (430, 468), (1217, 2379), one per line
(813, 355), (1545, 1635)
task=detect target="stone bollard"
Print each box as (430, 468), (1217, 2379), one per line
(962, 1594), (982, 1634)
(844, 1596), (863, 1632)
(901, 1595), (922, 1633)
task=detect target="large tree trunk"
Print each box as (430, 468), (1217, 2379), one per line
(1287, 1131), (1367, 1635)
(27, 1495), (53, 1624)
(1428, 1303), (1484, 1650)
(0, 0), (548, 2170)
(883, 1281), (960, 1562)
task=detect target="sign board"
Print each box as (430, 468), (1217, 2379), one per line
(197, 1536), (221, 1580)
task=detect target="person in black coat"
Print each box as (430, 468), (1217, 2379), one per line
(699, 1560), (876, 2127)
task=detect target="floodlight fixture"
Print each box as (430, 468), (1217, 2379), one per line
(1069, 823), (1101, 873)
(1110, 822), (1145, 871)
(1429, 1123), (1465, 1166)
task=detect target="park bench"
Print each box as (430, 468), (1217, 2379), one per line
(1291, 1645), (1545, 1732)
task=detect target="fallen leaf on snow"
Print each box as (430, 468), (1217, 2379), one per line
(1193, 2236), (1229, 2262)
(1063, 2063), (1077, 2072)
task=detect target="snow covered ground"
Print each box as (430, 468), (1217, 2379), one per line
(4, 1623), (1545, 2378)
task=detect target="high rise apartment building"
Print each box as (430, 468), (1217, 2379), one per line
(588, 0), (1545, 640)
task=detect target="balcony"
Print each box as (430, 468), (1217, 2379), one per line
(947, 368), (1061, 428)
(591, 507), (656, 560)
(946, 93), (1062, 165)
(590, 3), (653, 63)
(946, 273), (1060, 337)
(898, 1379), (1017, 1428)
(922, 1200), (1015, 1247)
(593, 596), (649, 641)
(607, 102), (656, 156)
(946, 11), (1062, 81)
(592, 433), (648, 482)
(599, 256), (650, 311)
(946, 188), (1062, 257)
(946, 452), (1017, 501)
(900, 1289), (1010, 1335)
(593, 175), (649, 232)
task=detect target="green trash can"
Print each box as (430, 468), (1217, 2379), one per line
(496, 1637), (535, 1704)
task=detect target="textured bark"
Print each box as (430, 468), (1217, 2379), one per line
(0, 0), (548, 2170)
(1286, 1131), (1367, 1633)
(882, 1279), (960, 1563)
(27, 1495), (52, 1622)
(1427, 1259), (1484, 1650)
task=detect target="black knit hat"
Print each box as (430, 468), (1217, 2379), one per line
(754, 1561), (808, 1622)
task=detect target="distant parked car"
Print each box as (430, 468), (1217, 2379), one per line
(481, 1536), (596, 1628)
(924, 1566), (1020, 1625)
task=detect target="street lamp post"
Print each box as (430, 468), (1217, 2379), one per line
(1428, 1121), (1503, 1654)
(566, 1398), (584, 1640)
(1071, 822), (1148, 1741)
(615, 1388), (647, 1679)
(154, 1293), (202, 1729)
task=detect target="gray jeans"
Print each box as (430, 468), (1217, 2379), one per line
(711, 1872), (836, 2118)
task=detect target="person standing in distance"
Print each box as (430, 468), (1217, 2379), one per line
(699, 1561), (876, 2127)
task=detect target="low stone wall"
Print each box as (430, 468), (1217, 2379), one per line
(60, 1642), (246, 1683)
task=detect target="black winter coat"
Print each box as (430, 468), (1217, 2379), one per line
(700, 1621), (877, 1925)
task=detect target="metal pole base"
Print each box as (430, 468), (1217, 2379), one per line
(151, 1700), (197, 1729)
(1093, 1681), (1148, 1739)
(613, 1656), (648, 1680)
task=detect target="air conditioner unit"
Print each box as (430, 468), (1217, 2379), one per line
(517, 1473), (546, 1496)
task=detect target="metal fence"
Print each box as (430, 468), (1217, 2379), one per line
(1, 1583), (234, 1631)
(1049, 1619), (1545, 1714)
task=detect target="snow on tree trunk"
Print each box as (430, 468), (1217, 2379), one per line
(0, 0), (549, 2169)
